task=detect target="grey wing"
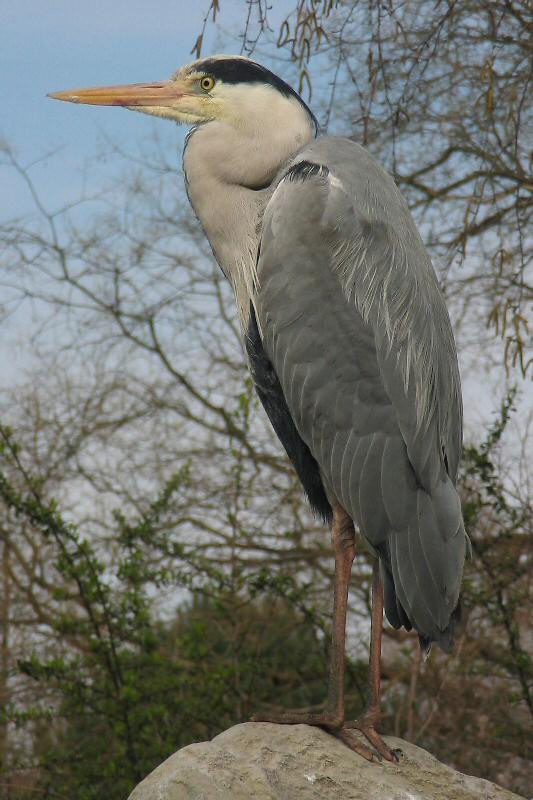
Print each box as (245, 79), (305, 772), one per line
(255, 138), (466, 648)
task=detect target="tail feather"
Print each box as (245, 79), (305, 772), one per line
(381, 476), (466, 651)
(380, 553), (411, 631)
(418, 634), (432, 660)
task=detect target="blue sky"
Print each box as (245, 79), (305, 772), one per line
(3, 1), (192, 214)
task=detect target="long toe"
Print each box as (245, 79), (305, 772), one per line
(250, 709), (343, 731)
(345, 720), (400, 763)
(250, 713), (391, 763)
(333, 728), (376, 761)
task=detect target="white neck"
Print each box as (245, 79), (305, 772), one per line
(183, 88), (315, 326)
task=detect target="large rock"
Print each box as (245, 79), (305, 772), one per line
(128, 722), (526, 800)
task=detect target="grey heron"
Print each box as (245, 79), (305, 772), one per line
(49, 55), (467, 762)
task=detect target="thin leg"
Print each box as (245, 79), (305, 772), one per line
(251, 505), (375, 761)
(343, 560), (400, 762)
(323, 502), (355, 726)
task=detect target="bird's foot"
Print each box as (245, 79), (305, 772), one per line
(343, 713), (401, 763)
(250, 708), (393, 762)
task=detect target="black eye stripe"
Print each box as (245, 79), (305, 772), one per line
(189, 58), (318, 133)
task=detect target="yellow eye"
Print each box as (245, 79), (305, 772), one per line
(200, 76), (215, 92)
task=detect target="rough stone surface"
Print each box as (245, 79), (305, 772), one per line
(128, 723), (526, 800)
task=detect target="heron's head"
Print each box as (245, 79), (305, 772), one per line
(49, 54), (317, 137)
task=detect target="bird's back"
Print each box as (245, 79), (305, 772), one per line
(252, 136), (467, 650)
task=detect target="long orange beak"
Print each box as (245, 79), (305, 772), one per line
(48, 80), (188, 107)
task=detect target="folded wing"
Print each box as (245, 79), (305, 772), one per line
(252, 138), (467, 648)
